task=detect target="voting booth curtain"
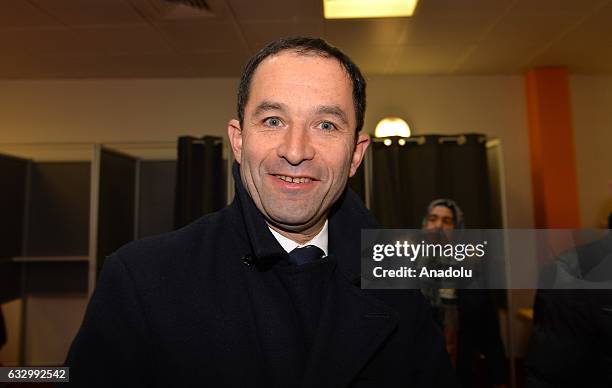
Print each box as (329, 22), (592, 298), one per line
(370, 134), (493, 229)
(174, 136), (226, 229)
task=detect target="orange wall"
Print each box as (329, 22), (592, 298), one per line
(525, 68), (581, 228)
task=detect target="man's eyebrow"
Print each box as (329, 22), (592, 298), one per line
(253, 100), (287, 116)
(315, 105), (349, 126)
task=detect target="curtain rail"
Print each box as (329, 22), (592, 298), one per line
(372, 136), (426, 145)
(372, 135), (487, 145)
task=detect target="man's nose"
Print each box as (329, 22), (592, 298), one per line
(277, 126), (315, 165)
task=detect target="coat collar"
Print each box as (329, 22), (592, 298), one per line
(231, 161), (378, 278)
(231, 161), (289, 268)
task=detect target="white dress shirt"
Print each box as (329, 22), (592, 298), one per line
(268, 220), (328, 257)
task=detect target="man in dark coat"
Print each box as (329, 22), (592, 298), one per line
(525, 232), (612, 388)
(65, 37), (455, 387)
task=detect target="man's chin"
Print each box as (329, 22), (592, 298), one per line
(266, 213), (321, 232)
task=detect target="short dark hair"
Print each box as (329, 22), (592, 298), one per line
(237, 36), (366, 135)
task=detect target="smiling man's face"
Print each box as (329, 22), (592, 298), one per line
(228, 51), (369, 238)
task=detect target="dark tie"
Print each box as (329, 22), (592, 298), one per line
(288, 245), (325, 266)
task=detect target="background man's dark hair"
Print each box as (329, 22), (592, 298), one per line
(237, 36), (367, 135)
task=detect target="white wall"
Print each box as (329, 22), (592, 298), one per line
(0, 75), (534, 228)
(571, 76), (612, 228)
(0, 78), (238, 143)
(25, 296), (88, 365)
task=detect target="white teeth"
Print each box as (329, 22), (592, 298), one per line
(276, 175), (312, 183)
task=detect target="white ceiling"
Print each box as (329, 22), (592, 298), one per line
(1, 0), (612, 78)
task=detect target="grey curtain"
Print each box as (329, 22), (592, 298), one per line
(97, 149), (136, 275)
(370, 134), (492, 228)
(174, 136), (226, 229)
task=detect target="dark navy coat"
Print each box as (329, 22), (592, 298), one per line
(65, 164), (455, 387)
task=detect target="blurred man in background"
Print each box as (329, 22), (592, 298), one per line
(422, 199), (509, 388)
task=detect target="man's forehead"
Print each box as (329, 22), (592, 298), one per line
(259, 50), (346, 71)
(246, 51), (354, 115)
(250, 51), (351, 90)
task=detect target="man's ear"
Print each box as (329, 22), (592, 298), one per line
(349, 132), (370, 177)
(227, 119), (243, 163)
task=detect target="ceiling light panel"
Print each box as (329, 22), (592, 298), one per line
(323, 0), (419, 19)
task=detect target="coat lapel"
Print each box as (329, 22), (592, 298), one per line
(301, 261), (399, 387)
(240, 265), (305, 386)
(302, 189), (398, 387)
(231, 162), (304, 385)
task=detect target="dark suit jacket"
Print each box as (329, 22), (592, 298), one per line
(65, 164), (455, 387)
(456, 290), (508, 387)
(525, 235), (612, 388)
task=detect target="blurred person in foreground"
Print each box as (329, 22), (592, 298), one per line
(525, 213), (612, 388)
(64, 37), (455, 387)
(422, 199), (509, 388)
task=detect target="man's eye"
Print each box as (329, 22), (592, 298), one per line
(317, 121), (336, 131)
(264, 117), (282, 127)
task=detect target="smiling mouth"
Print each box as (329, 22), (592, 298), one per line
(275, 174), (313, 184)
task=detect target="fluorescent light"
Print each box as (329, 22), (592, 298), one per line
(375, 117), (411, 138)
(324, 0), (418, 19)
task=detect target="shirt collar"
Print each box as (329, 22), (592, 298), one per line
(268, 220), (329, 257)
